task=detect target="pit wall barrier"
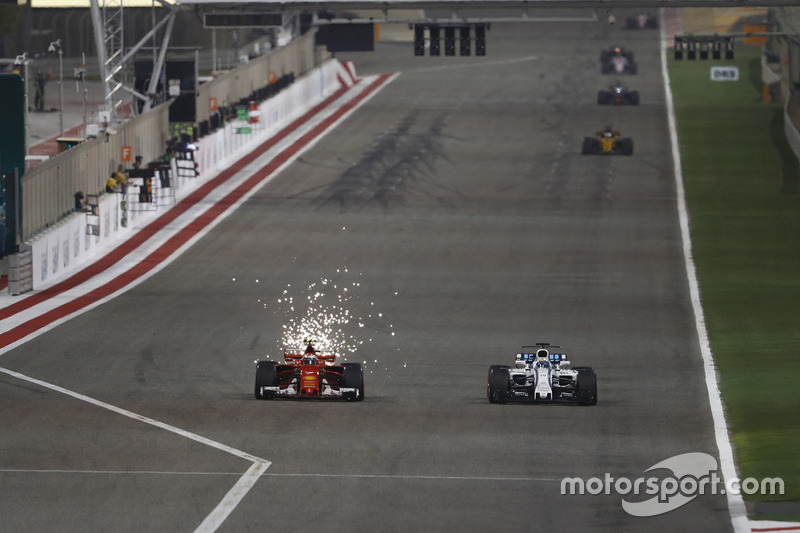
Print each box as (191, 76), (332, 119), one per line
(19, 32), (326, 245)
(21, 103), (170, 244)
(195, 31), (322, 124)
(22, 59), (356, 294)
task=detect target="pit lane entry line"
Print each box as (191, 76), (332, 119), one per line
(0, 71), (398, 533)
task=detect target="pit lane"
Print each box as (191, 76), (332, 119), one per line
(0, 13), (733, 532)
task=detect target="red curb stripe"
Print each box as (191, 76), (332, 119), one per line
(0, 80), (353, 322)
(0, 73), (393, 349)
(343, 62), (358, 85)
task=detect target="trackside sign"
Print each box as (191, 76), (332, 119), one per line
(710, 66), (739, 81)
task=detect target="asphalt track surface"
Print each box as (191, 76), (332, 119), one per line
(0, 14), (734, 533)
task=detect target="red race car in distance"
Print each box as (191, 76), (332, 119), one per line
(255, 340), (364, 401)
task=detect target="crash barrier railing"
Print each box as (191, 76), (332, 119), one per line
(174, 150), (199, 181)
(15, 59), (352, 294)
(20, 103), (170, 243)
(125, 165), (175, 213)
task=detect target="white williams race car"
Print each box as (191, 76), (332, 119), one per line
(487, 343), (597, 405)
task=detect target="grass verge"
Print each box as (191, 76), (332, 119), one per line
(669, 45), (800, 511)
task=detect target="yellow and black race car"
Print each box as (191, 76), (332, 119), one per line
(581, 126), (634, 155)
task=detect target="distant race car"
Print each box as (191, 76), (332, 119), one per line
(597, 83), (640, 105)
(626, 13), (658, 29)
(487, 343), (597, 405)
(581, 126), (634, 155)
(601, 47), (638, 75)
(254, 340), (364, 401)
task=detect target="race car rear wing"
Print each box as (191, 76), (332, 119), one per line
(283, 349), (337, 364)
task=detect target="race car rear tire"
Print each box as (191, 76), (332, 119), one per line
(575, 367), (597, 406)
(581, 138), (598, 155)
(629, 91), (640, 105)
(255, 361), (278, 400)
(619, 138), (634, 155)
(342, 362), (365, 401)
(487, 365), (510, 404)
(597, 91), (609, 105)
(627, 63), (638, 75)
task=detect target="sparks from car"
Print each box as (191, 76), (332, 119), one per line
(268, 269), (396, 365)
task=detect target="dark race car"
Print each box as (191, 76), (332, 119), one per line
(626, 13), (659, 29)
(582, 126), (634, 155)
(597, 83), (640, 105)
(601, 46), (638, 75)
(487, 343), (597, 405)
(254, 340), (364, 401)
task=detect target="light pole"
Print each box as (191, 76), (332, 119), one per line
(48, 39), (64, 137)
(76, 53), (87, 139)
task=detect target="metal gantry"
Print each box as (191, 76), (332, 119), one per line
(89, 0), (178, 124)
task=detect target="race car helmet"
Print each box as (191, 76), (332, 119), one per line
(301, 356), (318, 365)
(536, 348), (549, 359)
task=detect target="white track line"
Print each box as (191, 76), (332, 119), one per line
(263, 473), (560, 482)
(0, 468), (558, 483)
(0, 365), (268, 464)
(194, 460), (271, 533)
(660, 9), (748, 533)
(0, 469), (250, 476)
(410, 54), (538, 73)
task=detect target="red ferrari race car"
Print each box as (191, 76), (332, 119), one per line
(254, 340), (364, 401)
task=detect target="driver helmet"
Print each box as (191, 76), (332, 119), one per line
(536, 348), (549, 359)
(301, 355), (318, 365)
